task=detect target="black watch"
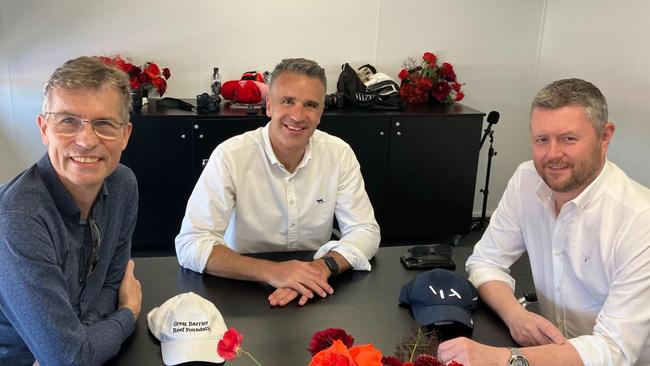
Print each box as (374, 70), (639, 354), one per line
(507, 348), (529, 366)
(322, 256), (339, 275)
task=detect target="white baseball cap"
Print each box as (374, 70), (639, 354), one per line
(147, 292), (228, 365)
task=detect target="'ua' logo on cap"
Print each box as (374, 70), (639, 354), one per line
(429, 285), (462, 299)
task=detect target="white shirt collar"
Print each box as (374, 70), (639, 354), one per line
(261, 122), (313, 174)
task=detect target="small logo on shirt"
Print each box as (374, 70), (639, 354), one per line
(583, 254), (591, 263)
(316, 198), (325, 205)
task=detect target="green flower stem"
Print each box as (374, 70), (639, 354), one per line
(240, 350), (262, 366)
(409, 327), (423, 362)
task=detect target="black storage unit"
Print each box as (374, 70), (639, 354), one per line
(122, 101), (484, 254)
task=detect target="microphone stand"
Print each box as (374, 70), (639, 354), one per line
(472, 120), (498, 231)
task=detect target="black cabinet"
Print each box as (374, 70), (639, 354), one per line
(120, 117), (194, 253)
(124, 101), (484, 254)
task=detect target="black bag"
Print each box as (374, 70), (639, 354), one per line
(335, 63), (404, 110)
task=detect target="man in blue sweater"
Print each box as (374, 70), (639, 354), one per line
(0, 56), (142, 365)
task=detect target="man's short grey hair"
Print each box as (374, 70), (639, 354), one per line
(43, 56), (132, 122)
(531, 78), (608, 133)
(270, 58), (326, 91)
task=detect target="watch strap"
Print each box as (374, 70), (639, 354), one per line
(323, 256), (339, 275)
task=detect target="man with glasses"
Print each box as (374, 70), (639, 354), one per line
(0, 56), (142, 365)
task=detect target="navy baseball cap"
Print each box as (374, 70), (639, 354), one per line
(399, 269), (478, 329)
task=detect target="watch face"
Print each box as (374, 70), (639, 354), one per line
(511, 357), (529, 366)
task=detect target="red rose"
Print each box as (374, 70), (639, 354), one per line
(129, 79), (141, 90)
(398, 69), (410, 80)
(308, 328), (355, 356)
(417, 77), (433, 90)
(431, 82), (452, 101)
(451, 82), (462, 93)
(454, 91), (465, 102)
(162, 67), (171, 79)
(128, 66), (142, 79)
(151, 77), (167, 96)
(423, 52), (437, 65)
(437, 62), (456, 82)
(217, 327), (243, 360)
(144, 62), (161, 79)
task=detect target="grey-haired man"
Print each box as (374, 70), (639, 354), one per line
(0, 56), (142, 365)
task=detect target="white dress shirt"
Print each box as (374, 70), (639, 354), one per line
(175, 123), (380, 274)
(466, 160), (650, 366)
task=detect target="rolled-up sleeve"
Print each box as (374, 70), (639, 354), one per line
(175, 146), (235, 273)
(466, 168), (527, 291)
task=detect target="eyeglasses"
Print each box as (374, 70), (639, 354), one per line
(43, 112), (126, 140)
(79, 218), (101, 283)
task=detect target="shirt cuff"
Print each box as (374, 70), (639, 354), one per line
(313, 241), (372, 271)
(467, 266), (516, 291)
(568, 335), (617, 365)
(176, 237), (217, 273)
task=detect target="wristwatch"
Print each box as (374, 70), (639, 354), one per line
(322, 256), (339, 275)
(507, 348), (529, 366)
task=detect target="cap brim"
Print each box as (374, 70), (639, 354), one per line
(161, 338), (224, 365)
(411, 304), (474, 329)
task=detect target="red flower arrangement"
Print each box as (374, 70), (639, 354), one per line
(307, 328), (464, 366)
(215, 327), (463, 365)
(398, 52), (464, 104)
(98, 55), (171, 96)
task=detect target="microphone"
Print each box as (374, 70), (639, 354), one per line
(473, 110), (500, 230)
(480, 111), (500, 149)
(487, 111), (500, 125)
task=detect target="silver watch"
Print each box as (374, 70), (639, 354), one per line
(508, 348), (529, 366)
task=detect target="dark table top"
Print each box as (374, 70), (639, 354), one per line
(108, 246), (515, 365)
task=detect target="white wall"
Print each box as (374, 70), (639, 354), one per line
(537, 0), (650, 186)
(0, 0), (648, 216)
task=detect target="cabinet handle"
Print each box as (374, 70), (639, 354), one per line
(180, 134), (186, 139)
(379, 131), (385, 136)
(202, 158), (209, 167)
(199, 134), (204, 139)
(396, 131), (402, 136)
(395, 121), (401, 127)
(194, 124), (199, 129)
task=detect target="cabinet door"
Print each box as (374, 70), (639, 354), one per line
(384, 116), (482, 240)
(192, 118), (268, 178)
(318, 115), (390, 227)
(121, 117), (194, 254)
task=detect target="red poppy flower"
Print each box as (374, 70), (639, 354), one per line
(217, 327), (243, 360)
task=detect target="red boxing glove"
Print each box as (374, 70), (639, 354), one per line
(221, 80), (262, 104)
